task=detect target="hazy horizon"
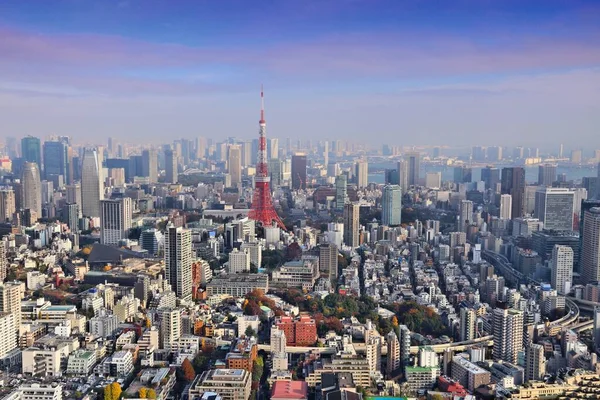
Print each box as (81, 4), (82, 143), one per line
(1, 0), (599, 147)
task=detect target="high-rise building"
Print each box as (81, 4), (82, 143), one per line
(582, 207), (600, 284)
(343, 203), (360, 248)
(472, 146), (487, 161)
(21, 136), (42, 173)
(355, 160), (368, 188)
(538, 164), (557, 186)
(460, 306), (477, 341)
(228, 248), (250, 274)
(164, 225), (193, 301)
(0, 282), (22, 333)
(525, 344), (546, 382)
(534, 187), (575, 231)
(459, 200), (473, 232)
(159, 307), (181, 349)
(65, 183), (82, 217)
(406, 152), (420, 186)
(164, 148), (178, 183)
(499, 194), (512, 220)
(425, 172), (441, 189)
(381, 184), (402, 227)
(81, 149), (103, 218)
(571, 149), (582, 164)
(141, 149), (158, 183)
(488, 146), (502, 161)
(100, 198), (133, 246)
(319, 243), (338, 284)
(21, 162), (42, 219)
(481, 166), (500, 192)
(0, 241), (6, 283)
(291, 153), (307, 190)
(335, 175), (348, 210)
(597, 162), (600, 199)
(492, 308), (524, 364)
(397, 160), (408, 193)
(43, 140), (68, 186)
(0, 313), (16, 359)
(0, 190), (15, 222)
(386, 330), (400, 376)
(551, 245), (573, 295)
(594, 306), (600, 351)
(501, 167), (526, 219)
(228, 145), (242, 188)
(268, 138), (279, 161)
(454, 166), (472, 184)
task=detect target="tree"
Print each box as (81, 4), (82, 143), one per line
(245, 326), (256, 337)
(252, 356), (264, 383)
(104, 382), (121, 400)
(138, 387), (148, 398)
(147, 389), (157, 399)
(181, 358), (196, 382)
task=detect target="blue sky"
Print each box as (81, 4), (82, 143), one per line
(0, 0), (599, 148)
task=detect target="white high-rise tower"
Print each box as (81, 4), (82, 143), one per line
(551, 245), (573, 295)
(81, 148), (103, 218)
(100, 198), (133, 245)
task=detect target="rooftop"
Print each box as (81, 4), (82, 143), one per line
(271, 380), (308, 399)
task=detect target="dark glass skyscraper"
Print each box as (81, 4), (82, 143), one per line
(481, 166), (500, 191)
(291, 153), (307, 190)
(43, 141), (68, 184)
(501, 167), (525, 219)
(21, 136), (42, 173)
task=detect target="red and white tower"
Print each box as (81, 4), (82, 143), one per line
(248, 86), (286, 229)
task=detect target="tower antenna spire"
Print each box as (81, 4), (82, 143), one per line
(260, 84), (265, 123)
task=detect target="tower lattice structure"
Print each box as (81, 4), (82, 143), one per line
(248, 87), (286, 230)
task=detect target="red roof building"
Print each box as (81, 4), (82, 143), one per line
(271, 380), (308, 400)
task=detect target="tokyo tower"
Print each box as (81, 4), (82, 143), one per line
(248, 86), (286, 230)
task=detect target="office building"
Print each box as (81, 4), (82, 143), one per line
(0, 189), (15, 222)
(164, 148), (178, 183)
(335, 174), (348, 210)
(21, 136), (42, 172)
(381, 184), (402, 226)
(21, 162), (42, 219)
(406, 151), (420, 186)
(459, 200), (473, 232)
(43, 140), (68, 185)
(319, 243), (339, 284)
(501, 167), (526, 219)
(355, 160), (368, 188)
(460, 306), (476, 341)
(582, 207), (600, 284)
(425, 172), (441, 189)
(141, 149), (158, 183)
(228, 145), (242, 188)
(159, 307), (181, 349)
(228, 248), (250, 274)
(551, 245), (573, 295)
(451, 356), (491, 392)
(594, 306), (600, 351)
(206, 274), (269, 298)
(343, 203), (360, 248)
(189, 369), (252, 400)
(482, 166), (500, 191)
(100, 198), (133, 245)
(493, 308), (524, 364)
(61, 203), (79, 232)
(164, 225), (193, 301)
(454, 166), (472, 184)
(538, 164), (557, 186)
(525, 344), (546, 382)
(534, 187), (575, 231)
(240, 241), (262, 269)
(291, 153), (307, 190)
(500, 194), (512, 220)
(81, 148), (103, 218)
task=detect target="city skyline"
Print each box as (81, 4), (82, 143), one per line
(0, 0), (599, 145)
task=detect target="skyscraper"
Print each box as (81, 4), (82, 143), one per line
(43, 140), (68, 186)
(534, 187), (575, 231)
(459, 200), (473, 232)
(62, 203), (79, 232)
(343, 203), (360, 248)
(66, 183), (82, 217)
(386, 330), (400, 376)
(492, 308), (524, 364)
(21, 162), (42, 219)
(142, 149), (158, 183)
(164, 148), (178, 183)
(291, 153), (307, 190)
(397, 160), (408, 193)
(460, 306), (476, 341)
(335, 175), (348, 210)
(481, 166), (500, 192)
(0, 282), (22, 333)
(406, 151), (420, 186)
(355, 160), (369, 188)
(538, 164), (557, 186)
(159, 307), (181, 349)
(100, 198), (133, 246)
(228, 145), (242, 188)
(551, 245), (573, 295)
(0, 190), (15, 223)
(81, 148), (103, 218)
(525, 344), (546, 382)
(21, 136), (42, 173)
(581, 207), (600, 284)
(164, 225), (193, 301)
(501, 167), (525, 219)
(594, 306), (600, 352)
(499, 194), (512, 220)
(454, 166), (472, 184)
(381, 184), (402, 227)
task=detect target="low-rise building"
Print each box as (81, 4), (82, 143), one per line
(66, 350), (97, 375)
(188, 369), (252, 400)
(206, 274), (268, 298)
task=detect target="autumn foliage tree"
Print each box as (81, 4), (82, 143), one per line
(138, 388), (147, 398)
(181, 358), (196, 382)
(104, 382), (121, 400)
(147, 389), (157, 399)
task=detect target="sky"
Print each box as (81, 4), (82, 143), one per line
(0, 0), (599, 149)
